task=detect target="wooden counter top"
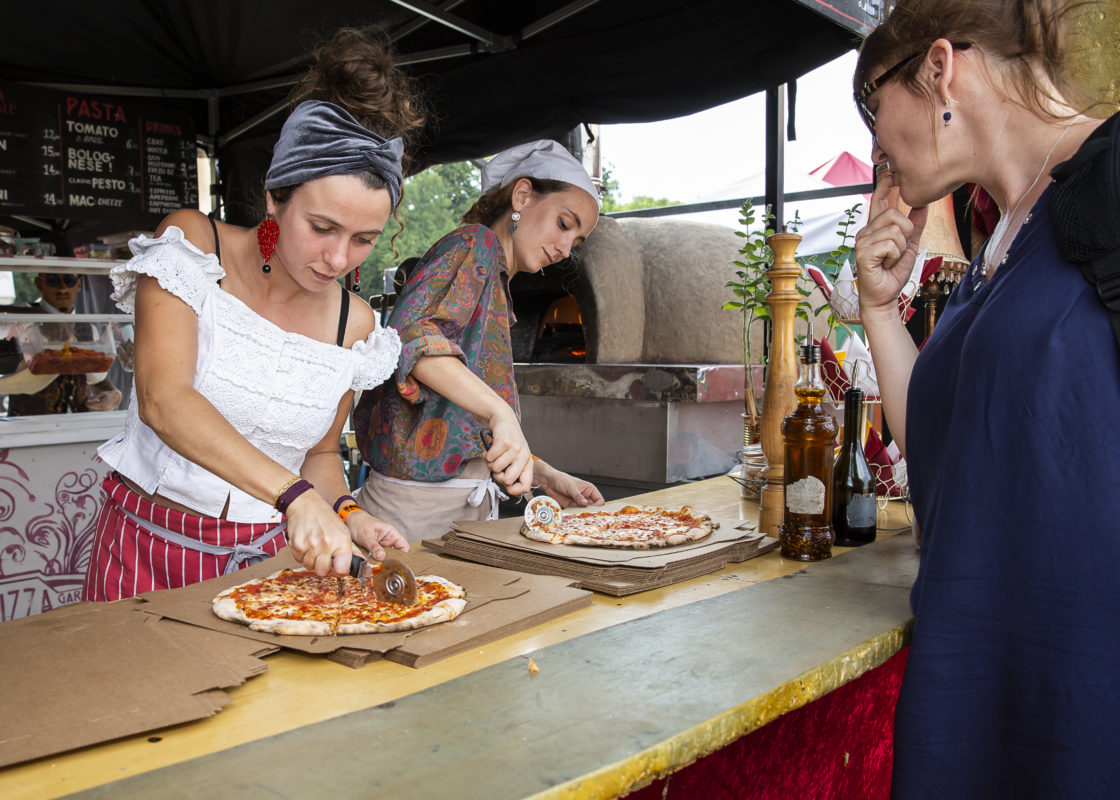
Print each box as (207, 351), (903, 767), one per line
(5, 478), (917, 800)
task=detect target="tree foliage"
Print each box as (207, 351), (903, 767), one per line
(599, 164), (680, 214)
(11, 273), (37, 304)
(357, 158), (681, 301)
(359, 161), (480, 300)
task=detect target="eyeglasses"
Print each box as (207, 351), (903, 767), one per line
(854, 42), (971, 135)
(43, 275), (80, 288)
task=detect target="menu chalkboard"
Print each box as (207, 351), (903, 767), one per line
(0, 79), (198, 225)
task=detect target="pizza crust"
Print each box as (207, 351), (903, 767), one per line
(337, 597), (467, 634)
(211, 569), (340, 636)
(520, 505), (715, 549)
(215, 601), (335, 636)
(210, 569), (468, 637)
(339, 575), (468, 634)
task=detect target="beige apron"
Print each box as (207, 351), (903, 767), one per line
(355, 458), (505, 543)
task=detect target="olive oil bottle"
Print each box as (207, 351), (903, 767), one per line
(779, 338), (837, 561)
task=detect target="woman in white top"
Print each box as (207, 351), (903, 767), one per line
(83, 29), (418, 601)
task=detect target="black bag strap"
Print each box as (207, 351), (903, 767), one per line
(1049, 111), (1120, 351)
(1083, 250), (1120, 351)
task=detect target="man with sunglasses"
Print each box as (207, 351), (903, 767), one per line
(2, 272), (121, 416)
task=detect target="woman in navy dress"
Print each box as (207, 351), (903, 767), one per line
(852, 1), (1120, 795)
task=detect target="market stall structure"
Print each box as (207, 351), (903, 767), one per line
(0, 0), (879, 621)
(0, 2), (941, 797)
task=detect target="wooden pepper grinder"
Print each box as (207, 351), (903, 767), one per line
(758, 232), (803, 536)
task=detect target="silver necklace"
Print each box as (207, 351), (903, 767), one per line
(976, 124), (1071, 289)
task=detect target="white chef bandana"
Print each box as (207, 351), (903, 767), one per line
(480, 139), (601, 209)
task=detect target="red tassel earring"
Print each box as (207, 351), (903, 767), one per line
(352, 264), (360, 293)
(257, 218), (279, 274)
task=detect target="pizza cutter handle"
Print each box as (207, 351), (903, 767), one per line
(479, 428), (533, 503)
(348, 554), (368, 581)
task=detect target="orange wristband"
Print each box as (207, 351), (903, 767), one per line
(338, 502), (362, 522)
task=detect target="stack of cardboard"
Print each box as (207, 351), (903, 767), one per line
(424, 514), (778, 596)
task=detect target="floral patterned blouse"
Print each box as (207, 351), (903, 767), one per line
(354, 224), (519, 482)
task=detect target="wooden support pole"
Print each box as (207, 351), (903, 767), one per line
(758, 232), (802, 537)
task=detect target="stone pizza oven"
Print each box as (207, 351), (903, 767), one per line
(509, 216), (755, 491)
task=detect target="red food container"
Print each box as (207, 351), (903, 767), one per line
(19, 321), (116, 375)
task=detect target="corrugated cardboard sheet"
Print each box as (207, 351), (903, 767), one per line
(137, 547), (592, 667)
(425, 513), (778, 595)
(0, 599), (275, 769)
(0, 547), (592, 767)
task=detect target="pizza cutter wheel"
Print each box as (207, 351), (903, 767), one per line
(524, 495), (561, 528)
(349, 555), (418, 605)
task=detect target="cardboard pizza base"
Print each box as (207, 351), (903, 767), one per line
(426, 513), (777, 596)
(137, 545), (592, 668)
(459, 512), (753, 563)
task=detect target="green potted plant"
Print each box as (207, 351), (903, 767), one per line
(724, 200), (844, 498)
(724, 200), (774, 445)
(724, 201), (816, 440)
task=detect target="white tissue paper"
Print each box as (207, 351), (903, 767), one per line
(885, 441), (907, 483)
(897, 248), (927, 310)
(832, 264), (860, 321)
(825, 250), (926, 323)
(842, 332), (879, 397)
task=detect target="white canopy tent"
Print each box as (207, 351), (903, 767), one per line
(674, 151), (873, 256)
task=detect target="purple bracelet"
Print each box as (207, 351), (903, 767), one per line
(332, 494), (359, 514)
(275, 478), (314, 514)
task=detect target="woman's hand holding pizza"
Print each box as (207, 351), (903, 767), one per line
(346, 511), (410, 561)
(284, 491), (355, 576)
(534, 459), (604, 509)
(853, 169), (929, 321)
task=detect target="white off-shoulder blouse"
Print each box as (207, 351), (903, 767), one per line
(98, 226), (401, 523)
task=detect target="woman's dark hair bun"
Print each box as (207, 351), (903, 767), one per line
(290, 27), (426, 170)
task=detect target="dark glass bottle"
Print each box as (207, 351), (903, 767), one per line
(832, 386), (877, 546)
(779, 340), (837, 561)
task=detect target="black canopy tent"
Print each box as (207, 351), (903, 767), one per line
(1, 0), (875, 229)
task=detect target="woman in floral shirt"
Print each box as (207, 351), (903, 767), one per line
(353, 140), (604, 540)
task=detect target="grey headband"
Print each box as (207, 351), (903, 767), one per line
(480, 139), (601, 209)
(264, 100), (404, 209)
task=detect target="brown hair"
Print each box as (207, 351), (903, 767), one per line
(461, 177), (574, 227)
(289, 27), (425, 169)
(854, 0), (1100, 121)
(270, 27), (427, 255)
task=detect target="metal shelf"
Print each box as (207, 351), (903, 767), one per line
(0, 256), (126, 275)
(0, 257), (133, 323)
(1, 313), (132, 324)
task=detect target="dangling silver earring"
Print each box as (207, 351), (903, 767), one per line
(511, 210), (520, 234)
(943, 99), (952, 126)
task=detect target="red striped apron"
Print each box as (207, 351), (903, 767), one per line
(82, 474), (288, 602)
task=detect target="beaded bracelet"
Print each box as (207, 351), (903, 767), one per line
(332, 494), (359, 514)
(337, 502), (362, 523)
(274, 478), (314, 514)
(273, 476), (299, 502)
